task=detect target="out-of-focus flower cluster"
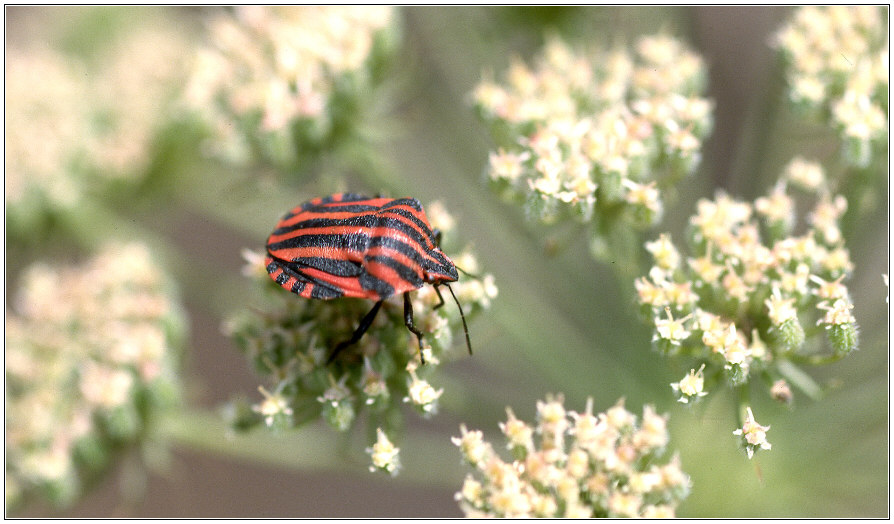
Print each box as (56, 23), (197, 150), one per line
(637, 157), (858, 436)
(453, 395), (689, 517)
(224, 202), (497, 475)
(473, 34), (712, 260)
(774, 5), (888, 168)
(6, 243), (185, 510)
(6, 12), (190, 233)
(184, 6), (398, 171)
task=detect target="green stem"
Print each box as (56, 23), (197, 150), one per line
(776, 359), (823, 401)
(785, 351), (850, 367)
(157, 408), (466, 489)
(733, 384), (750, 427)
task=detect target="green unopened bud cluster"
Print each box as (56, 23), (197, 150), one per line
(774, 5), (888, 168)
(225, 203), (497, 474)
(637, 158), (859, 409)
(453, 395), (689, 517)
(473, 33), (712, 259)
(6, 243), (185, 510)
(184, 6), (398, 171)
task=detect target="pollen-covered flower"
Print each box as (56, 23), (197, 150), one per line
(185, 6), (397, 171)
(225, 201), (495, 475)
(473, 33), (712, 263)
(774, 6), (888, 168)
(6, 243), (184, 510)
(454, 396), (689, 517)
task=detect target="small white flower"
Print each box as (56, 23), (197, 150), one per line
(367, 427), (400, 475)
(765, 288), (799, 325)
(671, 364), (708, 403)
(782, 157), (825, 191)
(816, 298), (856, 326)
(645, 233), (681, 270)
(653, 307), (692, 346)
(452, 424), (493, 466)
(405, 371), (443, 414)
(733, 406), (772, 459)
(254, 386), (293, 426)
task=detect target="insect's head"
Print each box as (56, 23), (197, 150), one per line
(422, 248), (459, 284)
(420, 227), (459, 284)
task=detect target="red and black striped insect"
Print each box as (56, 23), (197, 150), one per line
(265, 193), (471, 364)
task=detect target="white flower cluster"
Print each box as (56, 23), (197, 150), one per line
(6, 243), (184, 509)
(637, 158), (858, 403)
(474, 34), (712, 229)
(453, 396), (689, 518)
(185, 6), (395, 167)
(6, 16), (189, 218)
(774, 6), (888, 167)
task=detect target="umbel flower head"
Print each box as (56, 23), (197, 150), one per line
(473, 33), (713, 263)
(5, 243), (185, 510)
(636, 158), (858, 451)
(184, 6), (398, 171)
(453, 395), (690, 517)
(225, 201), (497, 473)
(773, 5), (888, 168)
(5, 9), (190, 235)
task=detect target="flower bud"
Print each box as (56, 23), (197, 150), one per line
(770, 379), (794, 405)
(826, 322), (859, 356)
(321, 398), (356, 432)
(770, 317), (806, 353)
(724, 362), (749, 387)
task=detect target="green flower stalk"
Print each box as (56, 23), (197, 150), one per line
(184, 6), (399, 173)
(636, 158), (859, 454)
(473, 33), (713, 265)
(5, 243), (185, 510)
(453, 395), (690, 517)
(774, 5), (888, 168)
(225, 202), (497, 474)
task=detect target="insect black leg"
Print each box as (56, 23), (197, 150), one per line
(432, 285), (446, 310)
(403, 292), (427, 365)
(328, 300), (383, 364)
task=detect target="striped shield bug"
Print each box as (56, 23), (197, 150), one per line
(265, 193), (472, 364)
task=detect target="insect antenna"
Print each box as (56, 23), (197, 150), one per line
(443, 283), (472, 356)
(454, 264), (482, 281)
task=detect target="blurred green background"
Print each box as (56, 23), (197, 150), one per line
(6, 6), (888, 517)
